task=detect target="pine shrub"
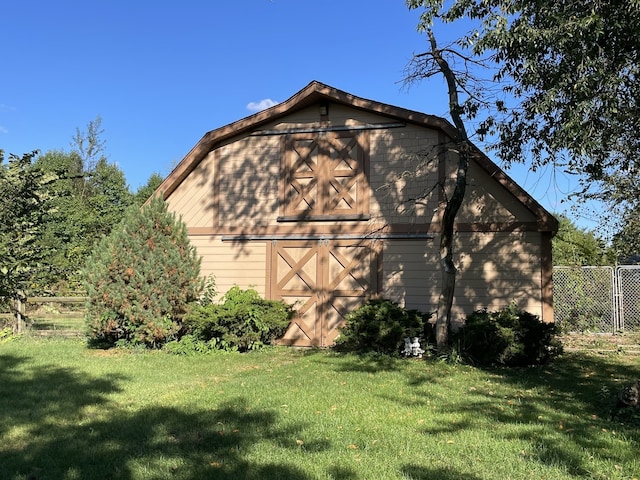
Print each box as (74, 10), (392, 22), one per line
(181, 286), (293, 352)
(334, 299), (430, 356)
(83, 195), (204, 348)
(453, 304), (563, 367)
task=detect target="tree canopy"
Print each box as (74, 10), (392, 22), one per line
(0, 151), (55, 303)
(552, 215), (613, 266)
(407, 0), (640, 182)
(5, 118), (165, 295)
(407, 0), (640, 269)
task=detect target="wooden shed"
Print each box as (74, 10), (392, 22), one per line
(156, 81), (558, 347)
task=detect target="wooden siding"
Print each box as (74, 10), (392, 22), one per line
(165, 109), (541, 235)
(217, 136), (281, 226)
(458, 161), (537, 224)
(188, 236), (267, 296)
(368, 124), (442, 226)
(380, 232), (546, 323)
(165, 151), (216, 228)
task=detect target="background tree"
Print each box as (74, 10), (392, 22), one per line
(35, 119), (133, 292)
(407, 0), (640, 179)
(406, 0), (640, 257)
(34, 150), (90, 290)
(133, 172), (164, 206)
(83, 195), (203, 348)
(0, 151), (55, 306)
(612, 208), (640, 265)
(552, 215), (613, 266)
(71, 115), (106, 171)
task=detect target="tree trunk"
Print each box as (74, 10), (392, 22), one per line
(427, 30), (471, 354)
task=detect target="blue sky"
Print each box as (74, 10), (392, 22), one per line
(1, 1), (585, 225)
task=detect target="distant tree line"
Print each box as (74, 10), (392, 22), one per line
(552, 215), (638, 267)
(1, 116), (163, 306)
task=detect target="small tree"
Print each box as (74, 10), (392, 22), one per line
(0, 150), (55, 307)
(83, 195), (203, 347)
(404, 31), (475, 353)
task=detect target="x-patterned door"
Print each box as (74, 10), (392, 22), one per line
(281, 132), (369, 218)
(269, 239), (378, 347)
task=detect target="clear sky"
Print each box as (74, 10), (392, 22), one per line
(1, 0), (585, 225)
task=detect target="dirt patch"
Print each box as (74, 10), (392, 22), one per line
(560, 332), (640, 354)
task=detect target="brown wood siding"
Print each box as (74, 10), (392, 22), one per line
(454, 231), (544, 320)
(165, 151), (216, 228)
(368, 124), (441, 226)
(216, 135), (281, 227)
(188, 236), (267, 296)
(458, 161), (538, 224)
(381, 232), (546, 322)
(381, 240), (439, 313)
(540, 231), (554, 322)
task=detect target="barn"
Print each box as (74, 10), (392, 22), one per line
(156, 81), (558, 347)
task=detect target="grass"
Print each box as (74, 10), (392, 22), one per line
(1, 336), (639, 480)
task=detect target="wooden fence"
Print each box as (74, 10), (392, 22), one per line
(5, 296), (87, 336)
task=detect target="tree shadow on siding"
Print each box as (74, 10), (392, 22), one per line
(0, 353), (324, 480)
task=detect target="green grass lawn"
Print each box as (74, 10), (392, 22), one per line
(1, 337), (639, 480)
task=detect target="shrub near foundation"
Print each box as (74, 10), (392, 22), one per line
(453, 304), (563, 367)
(335, 299), (430, 356)
(83, 196), (203, 348)
(178, 286), (293, 352)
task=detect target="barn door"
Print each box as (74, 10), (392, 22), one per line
(281, 132), (369, 218)
(269, 239), (378, 347)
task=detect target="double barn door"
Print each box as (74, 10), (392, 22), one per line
(268, 239), (379, 347)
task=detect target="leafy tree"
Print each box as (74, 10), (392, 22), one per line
(0, 151), (55, 304)
(612, 209), (640, 265)
(83, 195), (203, 348)
(552, 215), (613, 266)
(34, 150), (91, 290)
(71, 115), (106, 171)
(133, 172), (164, 206)
(34, 120), (133, 292)
(405, 0), (640, 349)
(85, 158), (133, 235)
(407, 0), (640, 184)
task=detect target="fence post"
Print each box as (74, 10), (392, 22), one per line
(14, 296), (26, 334)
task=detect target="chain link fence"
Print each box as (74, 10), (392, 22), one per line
(617, 266), (640, 330)
(553, 266), (640, 333)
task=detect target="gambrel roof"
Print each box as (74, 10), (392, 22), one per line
(157, 80), (557, 233)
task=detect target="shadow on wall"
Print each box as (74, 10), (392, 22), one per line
(181, 115), (549, 322)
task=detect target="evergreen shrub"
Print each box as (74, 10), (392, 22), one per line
(181, 286), (293, 352)
(334, 298), (431, 356)
(453, 304), (563, 366)
(83, 196), (204, 348)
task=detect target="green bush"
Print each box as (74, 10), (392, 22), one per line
(452, 304), (563, 367)
(162, 334), (226, 356)
(334, 299), (431, 356)
(83, 196), (204, 348)
(181, 286), (293, 352)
